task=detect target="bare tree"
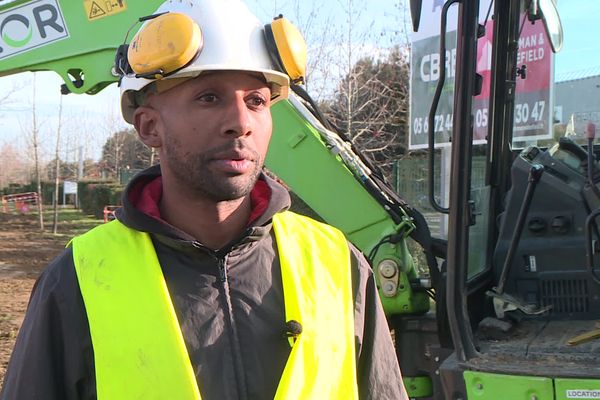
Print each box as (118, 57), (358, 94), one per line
(31, 73), (44, 231)
(248, 0), (354, 103)
(0, 85), (17, 107)
(281, 1), (341, 101)
(98, 106), (131, 179)
(62, 111), (104, 179)
(0, 143), (29, 188)
(57, 101), (126, 181)
(100, 129), (153, 177)
(324, 46), (410, 180)
(52, 95), (64, 234)
(0, 77), (27, 188)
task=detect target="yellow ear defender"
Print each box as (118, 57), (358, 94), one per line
(127, 12), (203, 80)
(264, 15), (307, 84)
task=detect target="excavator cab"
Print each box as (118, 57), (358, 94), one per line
(404, 0), (600, 398)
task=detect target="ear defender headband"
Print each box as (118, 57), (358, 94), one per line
(264, 15), (307, 85)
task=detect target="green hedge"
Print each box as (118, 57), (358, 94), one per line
(2, 181), (123, 218)
(78, 181), (123, 218)
(1, 182), (60, 203)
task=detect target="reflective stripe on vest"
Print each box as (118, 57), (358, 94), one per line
(72, 211), (358, 400)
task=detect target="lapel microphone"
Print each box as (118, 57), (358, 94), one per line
(284, 320), (302, 339)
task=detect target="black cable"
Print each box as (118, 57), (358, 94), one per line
(290, 84), (337, 132)
(368, 236), (393, 262)
(368, 233), (409, 263)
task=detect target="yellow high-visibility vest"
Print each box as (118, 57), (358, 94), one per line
(72, 211), (358, 399)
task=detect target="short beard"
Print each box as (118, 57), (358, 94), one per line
(163, 137), (262, 202)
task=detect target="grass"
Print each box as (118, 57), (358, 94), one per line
(41, 207), (96, 221)
(27, 206), (105, 238)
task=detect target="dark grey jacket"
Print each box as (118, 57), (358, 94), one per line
(0, 165), (407, 400)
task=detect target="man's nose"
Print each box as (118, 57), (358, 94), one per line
(221, 96), (252, 137)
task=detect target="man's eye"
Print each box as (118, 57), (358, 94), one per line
(247, 96), (267, 107)
(198, 93), (217, 102)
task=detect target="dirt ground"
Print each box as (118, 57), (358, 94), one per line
(0, 211), (100, 385)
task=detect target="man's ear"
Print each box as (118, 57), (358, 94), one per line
(133, 106), (163, 148)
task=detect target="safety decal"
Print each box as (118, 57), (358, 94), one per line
(0, 0), (69, 61)
(84, 0), (127, 21)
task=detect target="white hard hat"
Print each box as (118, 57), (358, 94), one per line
(118, 0), (291, 124)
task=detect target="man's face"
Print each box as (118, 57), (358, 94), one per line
(141, 71), (273, 202)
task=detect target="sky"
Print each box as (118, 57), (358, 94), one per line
(553, 2), (600, 76)
(0, 0), (599, 162)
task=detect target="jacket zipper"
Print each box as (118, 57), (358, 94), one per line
(215, 252), (248, 400)
(217, 257), (227, 283)
(191, 241), (227, 282)
(192, 241), (249, 399)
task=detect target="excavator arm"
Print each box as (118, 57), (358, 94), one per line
(0, 0), (161, 94)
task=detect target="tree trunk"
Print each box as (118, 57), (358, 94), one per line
(345, 0), (354, 138)
(52, 96), (64, 234)
(114, 135), (120, 181)
(32, 73), (44, 231)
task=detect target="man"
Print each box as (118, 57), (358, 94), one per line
(0, 0), (408, 399)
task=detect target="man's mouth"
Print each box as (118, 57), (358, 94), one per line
(211, 151), (256, 174)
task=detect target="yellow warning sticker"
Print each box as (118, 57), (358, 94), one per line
(84, 0), (127, 21)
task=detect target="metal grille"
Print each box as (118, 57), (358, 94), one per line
(539, 279), (589, 314)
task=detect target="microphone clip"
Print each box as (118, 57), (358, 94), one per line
(283, 319), (302, 344)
